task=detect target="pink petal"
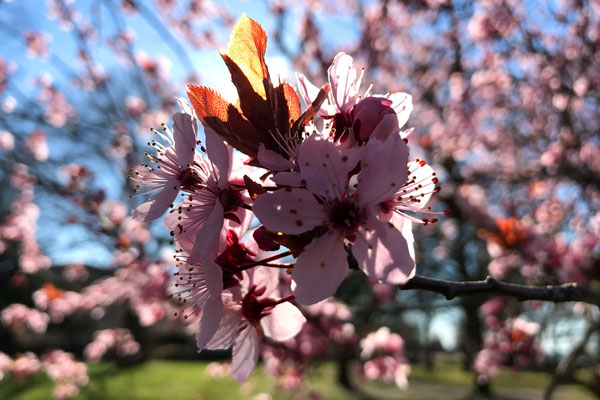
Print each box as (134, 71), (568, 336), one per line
(195, 295), (223, 350)
(223, 207), (253, 248)
(392, 213), (415, 261)
(204, 259), (224, 294)
(258, 143), (294, 171)
(231, 322), (259, 382)
(253, 188), (324, 235)
(295, 72), (335, 116)
(357, 134), (409, 205)
(172, 112), (197, 169)
(176, 97), (194, 115)
(354, 212), (415, 284)
(371, 114), (400, 142)
(206, 305), (242, 350)
(189, 202), (224, 264)
(131, 182), (179, 222)
(298, 134), (354, 200)
(261, 302), (306, 341)
(295, 72), (320, 107)
(328, 52), (360, 113)
(165, 192), (220, 252)
(205, 127), (229, 189)
(270, 171), (302, 187)
(292, 232), (349, 305)
(387, 92), (413, 130)
(243, 262), (280, 297)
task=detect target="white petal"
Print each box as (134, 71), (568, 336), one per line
(328, 52), (359, 113)
(270, 171), (302, 187)
(295, 72), (320, 107)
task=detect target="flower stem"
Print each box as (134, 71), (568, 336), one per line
(239, 251), (292, 271)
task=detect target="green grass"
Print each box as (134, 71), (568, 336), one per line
(0, 361), (356, 400)
(0, 360), (595, 400)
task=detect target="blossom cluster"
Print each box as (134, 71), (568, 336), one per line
(84, 329), (140, 362)
(474, 298), (545, 380)
(130, 14), (438, 382)
(0, 350), (88, 400)
(359, 327), (411, 389)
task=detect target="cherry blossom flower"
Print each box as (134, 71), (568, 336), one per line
(163, 129), (248, 263)
(169, 218), (255, 352)
(130, 108), (199, 222)
(296, 52), (413, 144)
(359, 327), (410, 389)
(296, 52), (364, 117)
(254, 132), (415, 305)
(196, 267), (306, 382)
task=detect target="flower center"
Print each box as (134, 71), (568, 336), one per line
(241, 285), (273, 325)
(327, 198), (366, 239)
(215, 230), (255, 289)
(219, 186), (244, 211)
(180, 167), (199, 190)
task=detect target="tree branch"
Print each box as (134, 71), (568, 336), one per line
(399, 275), (600, 306)
(543, 320), (599, 400)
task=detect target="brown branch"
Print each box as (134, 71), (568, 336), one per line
(399, 275), (600, 306)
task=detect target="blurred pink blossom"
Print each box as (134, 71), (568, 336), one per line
(0, 130), (14, 151)
(41, 350), (88, 400)
(25, 130), (49, 162)
(1, 303), (50, 334)
(84, 329), (140, 362)
(24, 31), (51, 58)
(10, 352), (41, 382)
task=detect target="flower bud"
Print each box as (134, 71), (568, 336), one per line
(351, 97), (396, 142)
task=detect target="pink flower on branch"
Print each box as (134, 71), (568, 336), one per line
(296, 52), (413, 144)
(162, 129), (248, 263)
(130, 107), (199, 222)
(254, 132), (417, 305)
(196, 267), (306, 382)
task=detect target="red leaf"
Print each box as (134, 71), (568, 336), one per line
(187, 84), (269, 158)
(221, 14), (269, 100)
